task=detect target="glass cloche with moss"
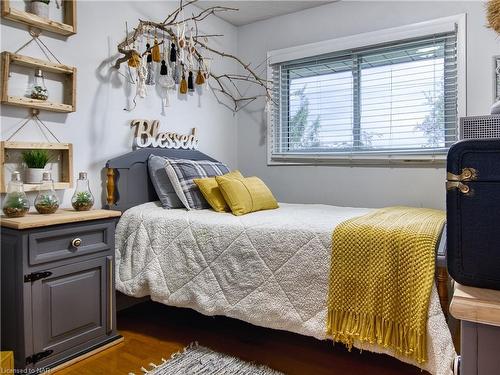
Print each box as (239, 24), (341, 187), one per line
(2, 171), (30, 218)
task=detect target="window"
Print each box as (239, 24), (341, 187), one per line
(495, 56), (500, 101)
(269, 20), (462, 165)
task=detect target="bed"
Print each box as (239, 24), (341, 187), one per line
(105, 148), (456, 375)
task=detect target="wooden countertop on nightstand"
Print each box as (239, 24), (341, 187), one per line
(450, 282), (500, 327)
(0, 209), (121, 230)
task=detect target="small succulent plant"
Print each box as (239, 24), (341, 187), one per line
(72, 191), (94, 211)
(3, 192), (29, 218)
(31, 85), (49, 100)
(35, 194), (59, 214)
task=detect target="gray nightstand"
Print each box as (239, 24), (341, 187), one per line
(1, 209), (122, 371)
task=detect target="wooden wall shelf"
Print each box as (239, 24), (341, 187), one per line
(0, 141), (73, 193)
(1, 0), (76, 36)
(1, 52), (76, 113)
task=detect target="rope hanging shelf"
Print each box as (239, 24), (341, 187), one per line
(1, 0), (76, 36)
(1, 29), (77, 113)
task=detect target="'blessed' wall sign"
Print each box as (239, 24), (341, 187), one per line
(131, 119), (199, 149)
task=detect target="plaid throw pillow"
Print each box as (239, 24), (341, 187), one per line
(165, 159), (230, 210)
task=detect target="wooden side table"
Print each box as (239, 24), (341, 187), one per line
(450, 283), (500, 375)
(1, 209), (123, 372)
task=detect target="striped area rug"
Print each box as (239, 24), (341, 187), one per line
(136, 343), (284, 375)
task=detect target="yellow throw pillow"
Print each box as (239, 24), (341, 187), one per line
(216, 175), (279, 216)
(194, 171), (244, 212)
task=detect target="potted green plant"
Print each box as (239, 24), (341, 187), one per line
(22, 149), (50, 184)
(30, 0), (50, 19)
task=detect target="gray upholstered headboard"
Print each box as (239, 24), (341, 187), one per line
(104, 148), (217, 212)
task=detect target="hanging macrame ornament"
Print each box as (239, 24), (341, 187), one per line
(169, 43), (177, 63)
(152, 37), (161, 62)
(145, 45), (155, 86)
(172, 63), (180, 84)
(195, 69), (205, 85)
(179, 69), (188, 94)
(158, 60), (175, 106)
(187, 71), (194, 92)
(136, 57), (147, 98)
(177, 23), (186, 48)
(202, 59), (211, 88)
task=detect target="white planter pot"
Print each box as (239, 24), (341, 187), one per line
(26, 168), (45, 184)
(30, 2), (49, 19)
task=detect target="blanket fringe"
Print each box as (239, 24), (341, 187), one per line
(327, 309), (427, 364)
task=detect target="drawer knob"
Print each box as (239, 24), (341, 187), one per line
(71, 238), (82, 248)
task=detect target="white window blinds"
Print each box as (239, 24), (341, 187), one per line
(495, 56), (500, 101)
(270, 31), (458, 162)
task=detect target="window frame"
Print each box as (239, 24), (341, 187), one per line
(267, 15), (467, 167)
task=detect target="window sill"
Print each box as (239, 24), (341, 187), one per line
(268, 154), (447, 167)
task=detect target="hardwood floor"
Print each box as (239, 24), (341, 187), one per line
(55, 301), (425, 375)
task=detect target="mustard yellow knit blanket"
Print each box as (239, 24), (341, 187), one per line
(326, 206), (445, 364)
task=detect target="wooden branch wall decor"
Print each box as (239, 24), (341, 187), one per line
(131, 119), (199, 149)
(115, 0), (271, 112)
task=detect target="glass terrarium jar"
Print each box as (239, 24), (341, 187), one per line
(34, 172), (59, 214)
(2, 171), (30, 218)
(30, 68), (49, 101)
(71, 172), (94, 211)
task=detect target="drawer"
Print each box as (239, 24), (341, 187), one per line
(29, 221), (114, 265)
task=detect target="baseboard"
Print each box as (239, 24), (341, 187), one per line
(41, 335), (124, 374)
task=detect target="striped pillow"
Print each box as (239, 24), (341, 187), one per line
(165, 159), (230, 210)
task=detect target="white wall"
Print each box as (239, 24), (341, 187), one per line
(2, 1), (499, 211)
(237, 1), (500, 210)
(1, 0), (239, 208)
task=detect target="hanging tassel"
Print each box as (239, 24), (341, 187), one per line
(169, 43), (177, 63)
(152, 38), (161, 62)
(160, 60), (168, 76)
(195, 69), (205, 85)
(128, 52), (141, 68)
(187, 71), (194, 92)
(179, 71), (188, 94)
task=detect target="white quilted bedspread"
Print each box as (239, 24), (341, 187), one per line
(115, 202), (455, 375)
